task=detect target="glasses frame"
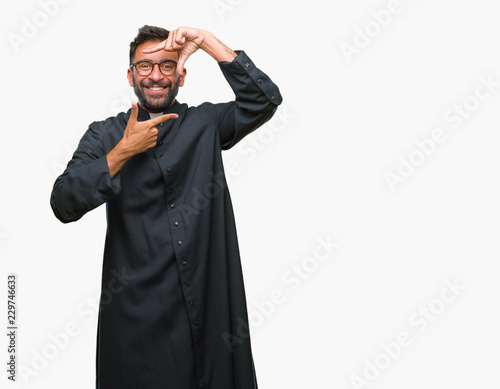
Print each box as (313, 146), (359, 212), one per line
(130, 59), (178, 77)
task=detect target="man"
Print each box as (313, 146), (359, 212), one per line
(50, 25), (282, 389)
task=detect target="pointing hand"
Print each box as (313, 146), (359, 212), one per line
(122, 103), (178, 155)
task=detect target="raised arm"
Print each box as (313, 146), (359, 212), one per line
(142, 26), (237, 75)
(144, 26), (283, 149)
(215, 50), (283, 149)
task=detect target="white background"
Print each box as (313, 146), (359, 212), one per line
(1, 0), (499, 388)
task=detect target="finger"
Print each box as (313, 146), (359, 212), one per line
(161, 33), (176, 52)
(129, 103), (139, 122)
(150, 113), (179, 127)
(177, 54), (188, 76)
(172, 30), (186, 50)
(168, 29), (183, 51)
(142, 40), (165, 54)
(162, 33), (173, 52)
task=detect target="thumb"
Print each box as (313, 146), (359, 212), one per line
(129, 103), (139, 122)
(177, 54), (188, 77)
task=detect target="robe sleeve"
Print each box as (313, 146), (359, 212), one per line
(50, 125), (121, 223)
(217, 50), (283, 150)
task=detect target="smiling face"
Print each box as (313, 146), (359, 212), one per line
(127, 41), (186, 113)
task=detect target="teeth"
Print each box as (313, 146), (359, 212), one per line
(149, 87), (165, 91)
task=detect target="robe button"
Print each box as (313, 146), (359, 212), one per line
(190, 300), (195, 306)
(177, 240), (182, 246)
(185, 280), (191, 286)
(174, 221), (179, 227)
(257, 78), (262, 84)
(181, 261), (187, 266)
(166, 167), (171, 173)
(194, 320), (199, 326)
(170, 204), (175, 209)
(245, 63), (250, 68)
(271, 95), (276, 101)
(158, 141), (163, 146)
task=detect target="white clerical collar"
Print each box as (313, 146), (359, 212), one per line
(149, 111), (164, 120)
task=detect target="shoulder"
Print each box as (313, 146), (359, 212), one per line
(82, 111), (128, 151)
(88, 111), (128, 133)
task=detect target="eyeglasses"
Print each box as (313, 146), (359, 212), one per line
(130, 59), (177, 76)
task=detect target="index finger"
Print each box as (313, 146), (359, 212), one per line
(142, 40), (168, 54)
(149, 113), (179, 127)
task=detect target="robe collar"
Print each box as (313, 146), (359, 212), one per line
(128, 100), (183, 122)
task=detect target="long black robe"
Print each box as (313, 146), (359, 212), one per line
(50, 50), (282, 389)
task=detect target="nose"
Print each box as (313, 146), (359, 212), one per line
(148, 63), (164, 82)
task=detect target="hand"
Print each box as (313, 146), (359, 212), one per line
(106, 103), (178, 179)
(142, 27), (208, 76)
(121, 103), (178, 155)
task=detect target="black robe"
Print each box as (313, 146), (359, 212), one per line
(50, 50), (282, 389)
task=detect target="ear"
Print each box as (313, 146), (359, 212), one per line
(178, 68), (187, 87)
(127, 68), (134, 87)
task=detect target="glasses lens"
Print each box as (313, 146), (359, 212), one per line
(159, 61), (176, 75)
(136, 61), (152, 76)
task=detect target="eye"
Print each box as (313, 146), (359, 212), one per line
(137, 62), (152, 70)
(161, 63), (175, 70)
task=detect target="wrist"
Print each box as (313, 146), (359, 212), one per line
(200, 31), (237, 62)
(107, 140), (134, 172)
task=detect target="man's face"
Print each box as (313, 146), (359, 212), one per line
(127, 41), (186, 113)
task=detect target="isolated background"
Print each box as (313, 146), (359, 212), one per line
(1, 0), (499, 388)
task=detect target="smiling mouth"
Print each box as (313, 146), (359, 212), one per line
(146, 86), (167, 93)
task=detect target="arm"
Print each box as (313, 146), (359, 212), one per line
(50, 105), (177, 223)
(144, 27), (283, 149)
(216, 50), (283, 149)
(50, 126), (119, 223)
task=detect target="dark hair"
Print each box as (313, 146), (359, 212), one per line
(129, 25), (170, 65)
